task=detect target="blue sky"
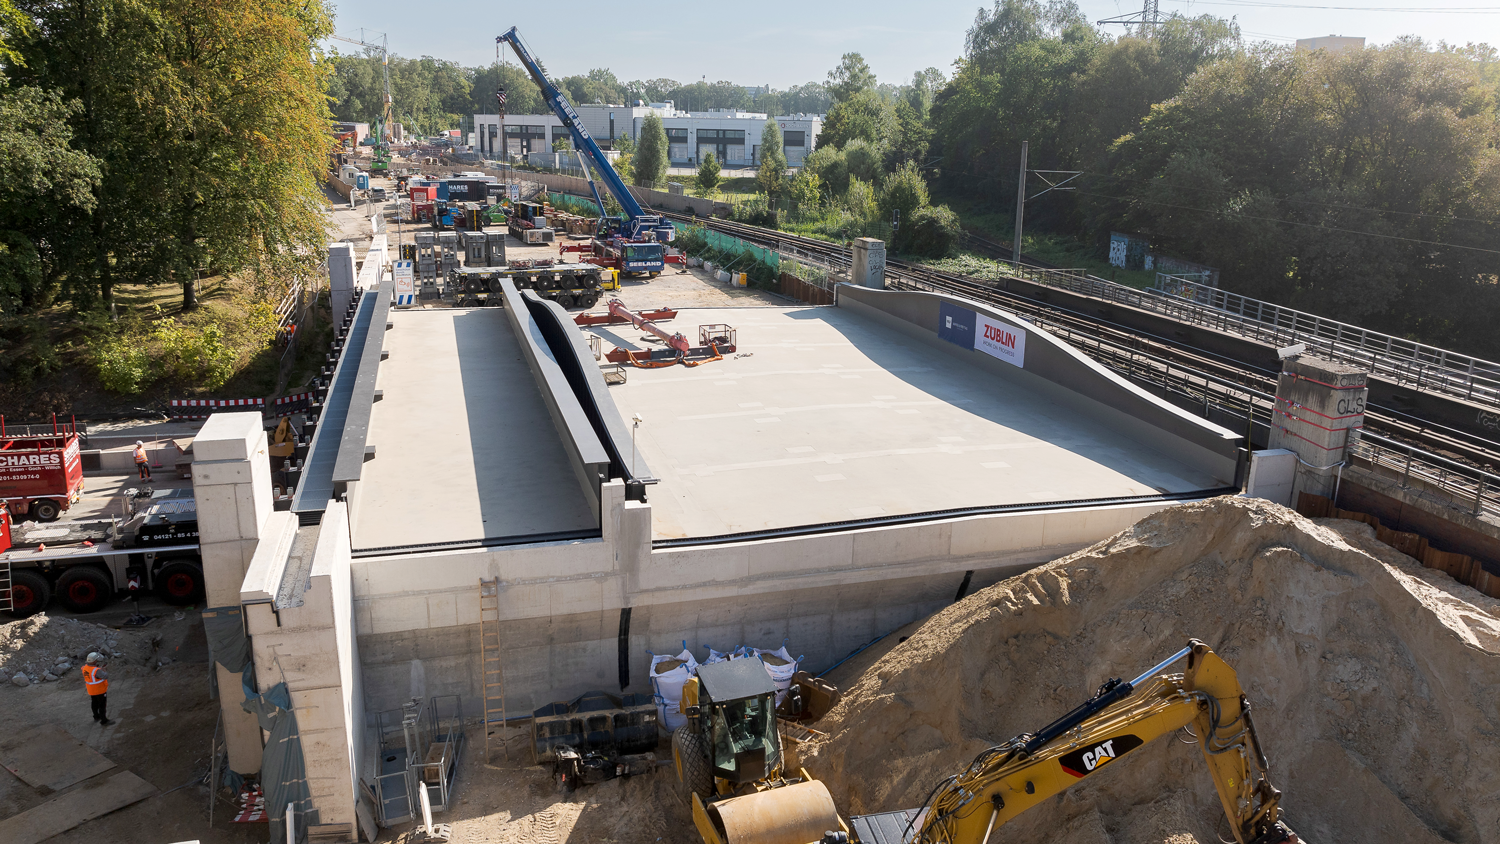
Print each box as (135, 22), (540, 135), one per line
(328, 0), (1500, 88)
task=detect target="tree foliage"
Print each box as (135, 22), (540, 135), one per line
(696, 151), (722, 197)
(634, 112), (668, 188)
(4, 0), (332, 314)
(827, 52), (876, 104)
(757, 119), (786, 197)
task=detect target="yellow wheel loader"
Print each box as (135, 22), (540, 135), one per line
(673, 658), (846, 844)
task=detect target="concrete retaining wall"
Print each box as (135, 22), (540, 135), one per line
(836, 284), (1241, 483)
(351, 496), (1171, 714)
(499, 282), (610, 515)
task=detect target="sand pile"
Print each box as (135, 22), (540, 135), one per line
(802, 497), (1500, 844)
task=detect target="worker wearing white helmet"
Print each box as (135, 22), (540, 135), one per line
(82, 652), (113, 726)
(133, 440), (151, 481)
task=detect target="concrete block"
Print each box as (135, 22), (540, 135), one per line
(193, 459), (254, 487)
(202, 538), (258, 606)
(194, 484), (241, 541)
(746, 533), (854, 578)
(367, 594), (430, 636)
(950, 511), (1047, 557)
(240, 511), (298, 603)
(195, 412), (264, 462)
(427, 592), (458, 628)
(851, 521), (952, 567)
(234, 483), (265, 540)
(639, 545), (747, 591)
(550, 578), (605, 617)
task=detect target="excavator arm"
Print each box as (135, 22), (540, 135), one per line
(850, 640), (1297, 844)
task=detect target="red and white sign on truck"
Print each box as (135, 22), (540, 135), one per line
(0, 420), (85, 523)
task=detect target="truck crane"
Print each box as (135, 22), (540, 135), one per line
(675, 640), (1299, 844)
(496, 27), (676, 277)
(331, 30), (394, 173)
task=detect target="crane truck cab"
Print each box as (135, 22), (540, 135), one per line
(673, 658), (843, 844)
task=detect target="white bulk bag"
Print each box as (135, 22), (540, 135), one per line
(750, 644), (802, 706)
(649, 648), (700, 733)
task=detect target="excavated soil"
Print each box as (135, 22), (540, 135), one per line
(802, 497), (1500, 844)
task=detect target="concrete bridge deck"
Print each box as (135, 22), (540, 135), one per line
(601, 306), (1226, 540)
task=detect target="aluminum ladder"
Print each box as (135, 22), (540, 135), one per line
(478, 577), (509, 762)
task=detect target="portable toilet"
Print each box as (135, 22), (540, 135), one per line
(355, 172), (370, 191)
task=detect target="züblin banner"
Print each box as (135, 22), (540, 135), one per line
(938, 301), (1026, 369)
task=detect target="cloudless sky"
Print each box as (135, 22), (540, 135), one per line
(327, 0), (1500, 89)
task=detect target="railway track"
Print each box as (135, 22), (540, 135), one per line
(662, 211), (1500, 472)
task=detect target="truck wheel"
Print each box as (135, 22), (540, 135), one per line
(6, 570), (51, 617)
(672, 726), (714, 801)
(31, 499), (61, 522)
(156, 561), (205, 605)
(57, 566), (113, 614)
(649, 271), (661, 279)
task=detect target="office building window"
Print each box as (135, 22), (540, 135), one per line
(783, 131), (805, 147)
(666, 128), (689, 142)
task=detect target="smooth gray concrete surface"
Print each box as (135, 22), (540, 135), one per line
(602, 306), (1225, 539)
(352, 308), (597, 549)
(356, 558), (1021, 714)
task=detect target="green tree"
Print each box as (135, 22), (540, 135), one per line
(804, 146), (848, 196)
(879, 161), (930, 246)
(786, 168), (822, 206)
(827, 52), (876, 103)
(0, 84), (102, 312)
(634, 111), (668, 188)
(756, 118), (786, 197)
(816, 89), (889, 149)
(696, 150), (722, 197)
(553, 135), (571, 152)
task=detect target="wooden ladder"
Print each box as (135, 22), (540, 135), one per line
(478, 577), (508, 762)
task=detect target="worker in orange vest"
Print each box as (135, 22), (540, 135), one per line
(133, 440), (151, 481)
(82, 652), (113, 726)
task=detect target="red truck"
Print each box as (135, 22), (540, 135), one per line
(1, 422), (85, 522)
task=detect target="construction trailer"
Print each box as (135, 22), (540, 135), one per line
(0, 491), (205, 617)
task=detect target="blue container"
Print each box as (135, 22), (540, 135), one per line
(355, 173), (369, 191)
(436, 180), (450, 202)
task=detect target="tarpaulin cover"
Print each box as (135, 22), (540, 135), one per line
(202, 606), (250, 673)
(243, 681), (315, 843)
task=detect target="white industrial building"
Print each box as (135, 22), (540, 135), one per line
(474, 103), (822, 168)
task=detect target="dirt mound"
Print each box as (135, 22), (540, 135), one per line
(0, 613), (160, 686)
(802, 497), (1500, 844)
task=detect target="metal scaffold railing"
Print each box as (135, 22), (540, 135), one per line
(1349, 430), (1500, 520)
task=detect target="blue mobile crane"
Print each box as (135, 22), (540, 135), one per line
(496, 27), (675, 277)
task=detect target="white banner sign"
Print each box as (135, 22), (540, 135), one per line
(393, 260), (415, 306)
(974, 314), (1026, 368)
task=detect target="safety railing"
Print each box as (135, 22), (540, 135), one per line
(984, 258), (1500, 406)
(1348, 430), (1500, 520)
(1145, 275), (1500, 406)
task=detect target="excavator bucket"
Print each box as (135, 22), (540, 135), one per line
(693, 779), (841, 844)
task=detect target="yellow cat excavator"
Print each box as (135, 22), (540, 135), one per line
(675, 640), (1300, 844)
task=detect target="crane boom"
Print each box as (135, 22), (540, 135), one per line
(496, 27), (671, 242)
(331, 32), (393, 144)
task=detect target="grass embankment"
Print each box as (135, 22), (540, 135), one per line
(0, 276), (331, 421)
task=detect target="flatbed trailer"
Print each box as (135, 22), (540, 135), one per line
(445, 261), (617, 309)
(0, 492), (204, 617)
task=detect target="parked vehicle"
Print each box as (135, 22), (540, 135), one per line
(0, 421), (85, 522)
(0, 489), (204, 617)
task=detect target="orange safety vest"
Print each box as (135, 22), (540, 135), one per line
(133, 445), (148, 464)
(82, 664), (108, 695)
